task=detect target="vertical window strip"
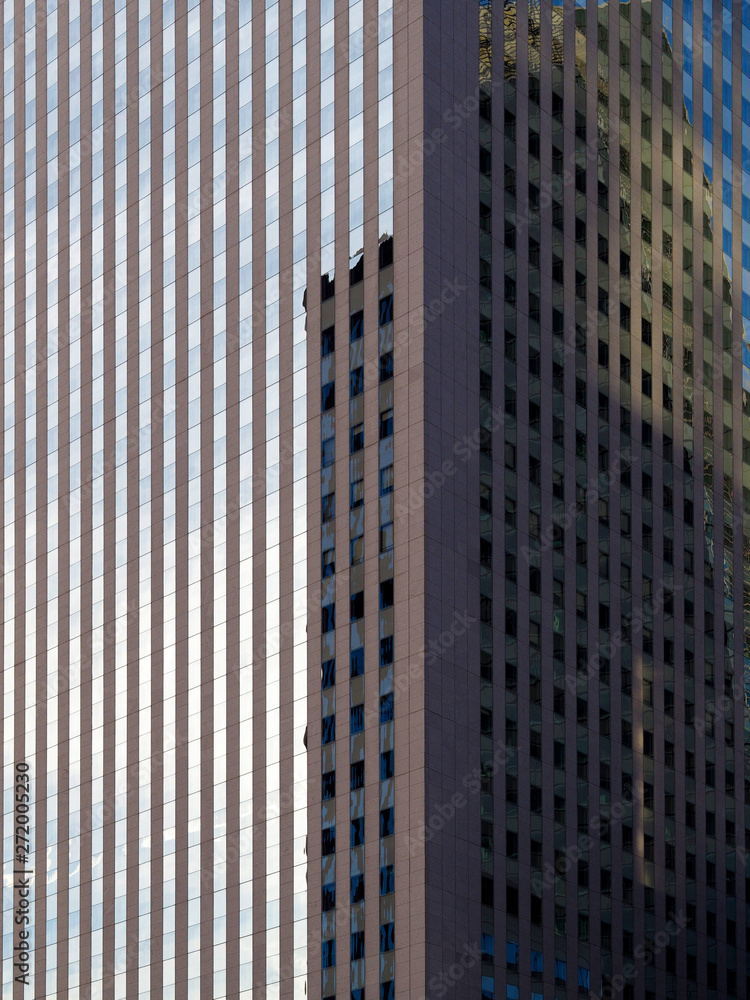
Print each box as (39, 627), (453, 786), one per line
(212, 3), (228, 999)
(111, 4), (129, 995)
(265, 2), (283, 994)
(184, 5), (203, 996)
(24, 0), (39, 989)
(161, 0), (178, 993)
(378, 0), (394, 241)
(89, 0), (105, 988)
(290, 2), (308, 997)
(319, 1), (336, 993)
(137, 1), (152, 996)
(236, 1), (253, 994)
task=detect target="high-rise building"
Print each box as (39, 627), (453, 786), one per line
(2, 0), (748, 999)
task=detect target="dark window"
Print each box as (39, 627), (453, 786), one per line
(350, 367), (364, 397)
(380, 693), (394, 724)
(380, 750), (394, 780)
(380, 865), (394, 895)
(322, 883), (335, 910)
(350, 424), (364, 452)
(379, 408), (394, 438)
(379, 294), (394, 326)
(351, 931), (365, 960)
(351, 874), (365, 904)
(322, 381), (335, 411)
(322, 604), (335, 632)
(351, 817), (365, 846)
(322, 715), (335, 745)
(321, 826), (336, 855)
(350, 310), (364, 341)
(380, 636), (394, 665)
(380, 807), (394, 837)
(321, 940), (335, 968)
(350, 761), (364, 790)
(322, 771), (336, 798)
(379, 579), (394, 609)
(322, 326), (335, 355)
(380, 922), (395, 953)
(321, 658), (335, 688)
(350, 591), (364, 621)
(350, 704), (364, 734)
(379, 352), (394, 382)
(350, 647), (364, 677)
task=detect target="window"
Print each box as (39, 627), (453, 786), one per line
(379, 408), (394, 438)
(322, 435), (335, 466)
(380, 750), (394, 780)
(321, 827), (336, 855)
(350, 366), (364, 397)
(349, 590), (365, 622)
(350, 704), (364, 733)
(379, 294), (394, 325)
(350, 817), (365, 846)
(322, 381), (335, 410)
(350, 423), (364, 452)
(322, 715), (335, 744)
(322, 605), (335, 632)
(322, 883), (335, 910)
(322, 771), (335, 798)
(350, 478), (364, 508)
(350, 761), (364, 790)
(351, 931), (365, 959)
(322, 549), (335, 578)
(379, 352), (393, 382)
(380, 807), (394, 837)
(380, 522), (394, 552)
(380, 693), (394, 724)
(322, 492), (335, 521)
(350, 310), (363, 341)
(322, 325), (335, 355)
(321, 659), (335, 688)
(379, 465), (394, 494)
(380, 922), (395, 953)
(350, 647), (364, 677)
(380, 865), (394, 895)
(379, 579), (394, 609)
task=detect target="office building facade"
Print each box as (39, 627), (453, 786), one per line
(1, 0), (748, 999)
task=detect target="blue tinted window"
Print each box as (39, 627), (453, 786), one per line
(380, 636), (394, 665)
(350, 704), (364, 733)
(380, 807), (394, 837)
(351, 930), (365, 960)
(321, 658), (336, 688)
(322, 715), (335, 744)
(380, 865), (394, 894)
(351, 874), (365, 903)
(350, 647), (364, 677)
(380, 750), (394, 780)
(379, 693), (394, 724)
(321, 940), (335, 968)
(350, 817), (365, 847)
(380, 922), (394, 952)
(321, 827), (336, 855)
